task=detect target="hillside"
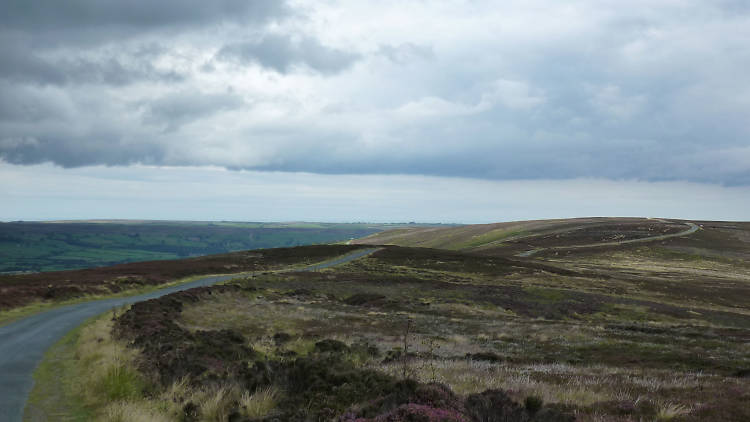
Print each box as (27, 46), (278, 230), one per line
(353, 217), (748, 259)
(25, 218), (750, 421)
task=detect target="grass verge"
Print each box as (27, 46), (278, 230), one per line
(0, 273), (235, 327)
(2, 247), (375, 328)
(24, 318), (93, 421)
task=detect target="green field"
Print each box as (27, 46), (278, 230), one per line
(0, 221), (439, 273)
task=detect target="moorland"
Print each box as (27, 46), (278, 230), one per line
(22, 217), (750, 421)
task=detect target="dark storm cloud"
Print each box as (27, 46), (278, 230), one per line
(0, 41), (182, 86)
(218, 35), (361, 74)
(0, 132), (165, 168)
(0, 0), (290, 85)
(0, 0), (287, 36)
(0, 81), (166, 167)
(1, 1), (749, 186)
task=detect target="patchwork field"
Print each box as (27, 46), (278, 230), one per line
(28, 218), (750, 421)
(0, 220), (419, 273)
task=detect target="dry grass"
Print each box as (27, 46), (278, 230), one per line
(73, 309), (144, 407)
(655, 402), (690, 421)
(68, 312), (278, 422)
(373, 358), (736, 412)
(375, 359), (609, 406)
(197, 386), (236, 422)
(101, 401), (171, 422)
(240, 386), (280, 419)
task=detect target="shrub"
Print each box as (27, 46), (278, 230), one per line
(464, 389), (529, 422)
(344, 293), (387, 306)
(281, 355), (396, 419)
(315, 339), (351, 354)
(524, 396), (543, 414)
(530, 407), (576, 422)
(371, 403), (466, 422)
(351, 381), (464, 419)
(273, 332), (292, 345)
(465, 352), (503, 363)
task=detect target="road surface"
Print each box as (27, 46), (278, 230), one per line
(0, 248), (379, 422)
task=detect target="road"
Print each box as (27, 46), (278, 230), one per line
(517, 222), (700, 257)
(0, 248), (379, 422)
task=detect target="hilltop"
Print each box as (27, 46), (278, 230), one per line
(354, 217), (750, 260)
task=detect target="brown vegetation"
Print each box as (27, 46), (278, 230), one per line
(26, 218), (750, 420)
(0, 244), (366, 310)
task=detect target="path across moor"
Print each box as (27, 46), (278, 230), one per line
(0, 248), (379, 422)
(517, 222), (700, 257)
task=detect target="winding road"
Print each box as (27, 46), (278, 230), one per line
(0, 248), (379, 422)
(517, 222), (700, 257)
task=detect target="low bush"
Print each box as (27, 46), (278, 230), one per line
(524, 396), (543, 414)
(464, 389), (574, 422)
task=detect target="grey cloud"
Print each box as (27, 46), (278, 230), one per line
(218, 35), (360, 74)
(0, 132), (165, 168)
(0, 44), (183, 86)
(0, 1), (287, 38)
(0, 84), (69, 122)
(0, 0), (288, 85)
(143, 91), (245, 131)
(0, 45), (66, 85)
(0, 82), (164, 167)
(1, 1), (750, 187)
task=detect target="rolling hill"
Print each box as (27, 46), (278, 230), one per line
(18, 217), (750, 421)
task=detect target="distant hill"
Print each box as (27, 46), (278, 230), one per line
(354, 217), (750, 260)
(0, 221), (438, 273)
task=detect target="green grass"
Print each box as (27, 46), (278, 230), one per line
(453, 229), (528, 250)
(522, 286), (568, 303)
(24, 320), (92, 421)
(100, 365), (144, 401)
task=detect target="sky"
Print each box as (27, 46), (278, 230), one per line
(1, 0), (749, 222)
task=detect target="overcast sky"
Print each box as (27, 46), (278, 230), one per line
(2, 0), (749, 222)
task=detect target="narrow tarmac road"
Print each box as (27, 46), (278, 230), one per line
(0, 248), (379, 422)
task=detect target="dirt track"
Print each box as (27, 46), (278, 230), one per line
(517, 222), (700, 257)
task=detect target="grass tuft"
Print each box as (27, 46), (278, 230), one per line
(656, 402), (689, 421)
(102, 401), (171, 422)
(196, 386), (237, 422)
(240, 386), (280, 419)
(101, 365), (143, 401)
(73, 308), (145, 407)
